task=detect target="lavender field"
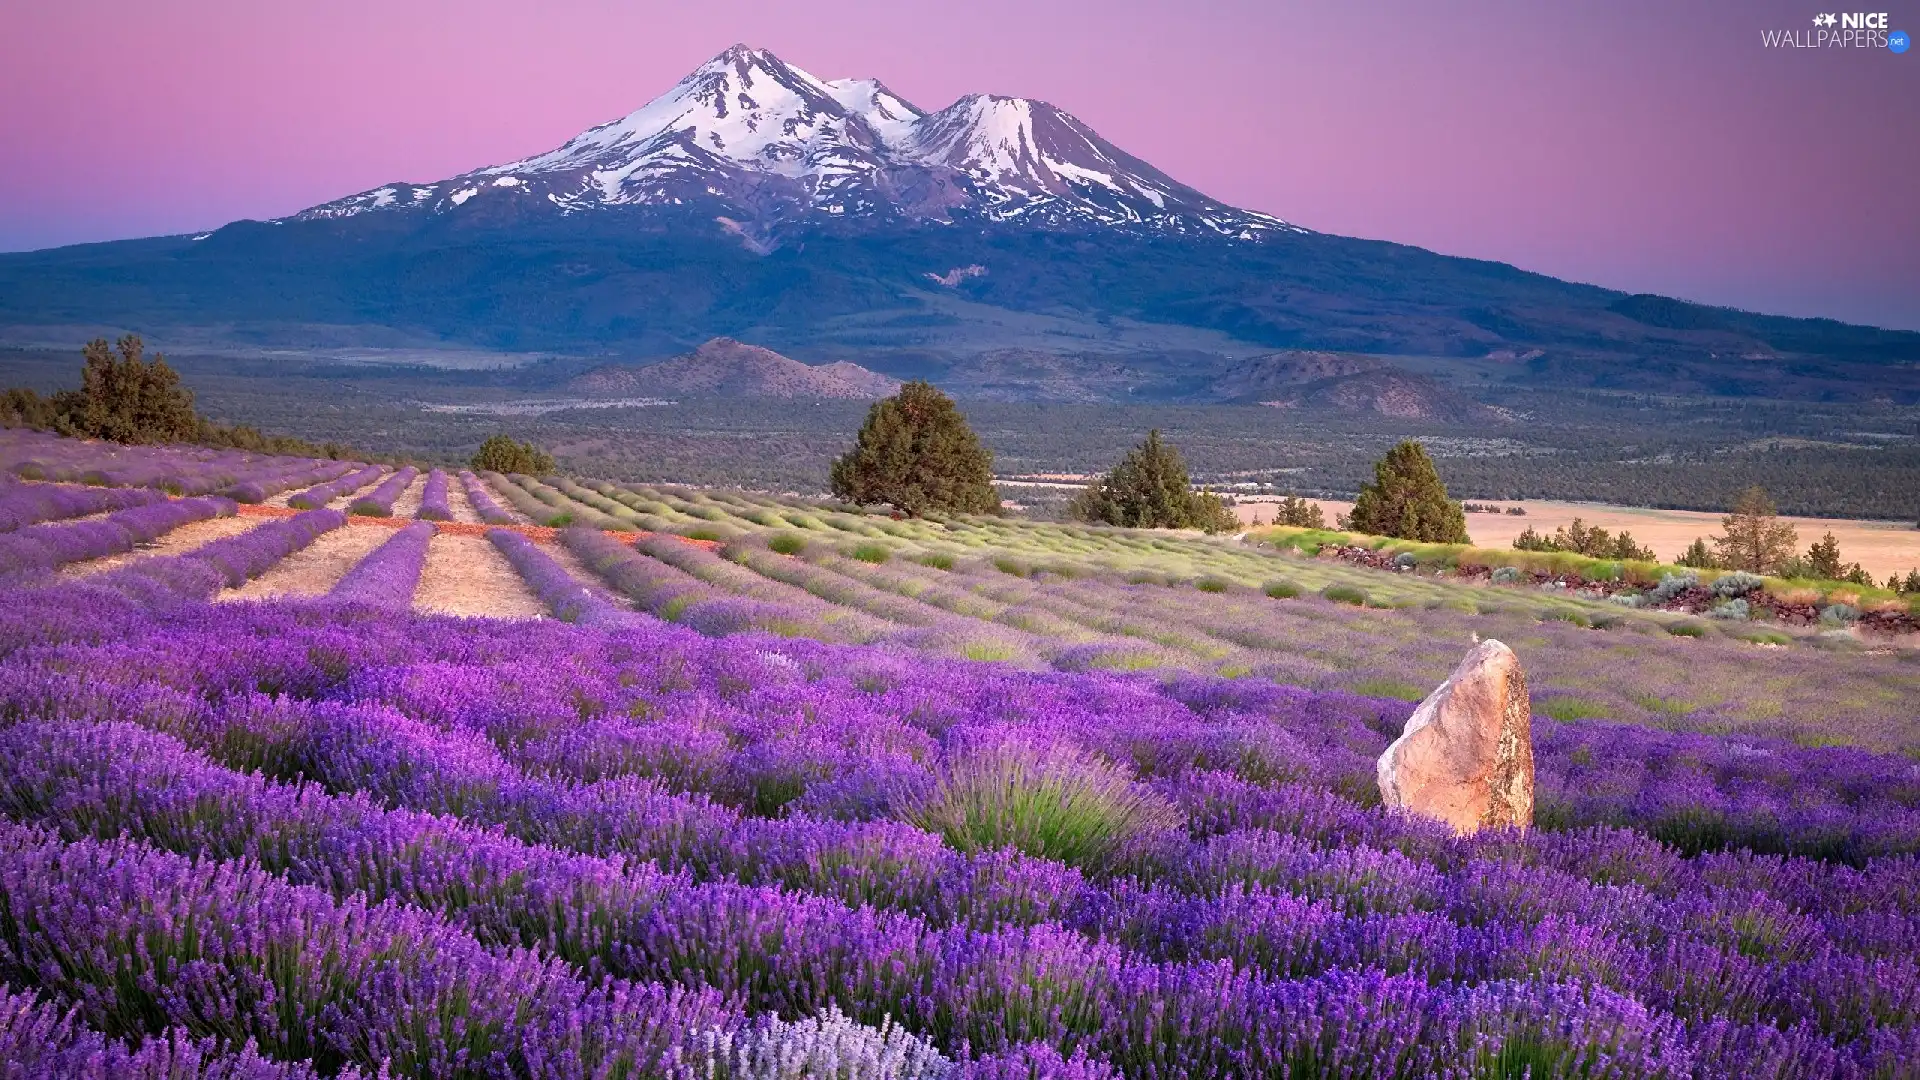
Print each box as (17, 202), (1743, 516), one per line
(0, 436), (1916, 1077)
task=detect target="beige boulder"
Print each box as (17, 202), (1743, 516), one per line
(1376, 639), (1533, 834)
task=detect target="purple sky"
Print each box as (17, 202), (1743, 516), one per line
(2, 0), (1914, 328)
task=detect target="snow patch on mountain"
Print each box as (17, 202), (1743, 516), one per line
(289, 44), (1299, 240)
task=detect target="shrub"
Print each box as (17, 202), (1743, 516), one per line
(1666, 621), (1709, 638)
(469, 434), (554, 475)
(767, 532), (807, 555)
(918, 552), (955, 570)
(1820, 603), (1860, 625)
(1262, 579), (1302, 599)
(1321, 584), (1369, 606)
(1709, 571), (1765, 598)
(1194, 576), (1230, 593)
(1647, 572), (1698, 604)
(850, 543), (891, 564)
(1491, 566), (1525, 584)
(1609, 592), (1646, 608)
(1709, 599), (1750, 620)
(902, 737), (1179, 870)
(1392, 552), (1419, 570)
(1736, 628), (1793, 645)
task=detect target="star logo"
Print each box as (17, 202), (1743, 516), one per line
(1813, 12), (1837, 26)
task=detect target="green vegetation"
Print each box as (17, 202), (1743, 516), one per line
(1513, 517), (1655, 561)
(903, 739), (1180, 871)
(1712, 486), (1797, 574)
(829, 381), (999, 517)
(470, 434), (555, 476)
(1262, 579), (1302, 599)
(1321, 583), (1369, 606)
(1068, 429), (1237, 533)
(849, 543), (891, 564)
(1266, 494), (1326, 528)
(1, 336), (388, 462)
(1343, 440), (1469, 543)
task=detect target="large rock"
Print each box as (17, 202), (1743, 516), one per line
(1376, 639), (1533, 834)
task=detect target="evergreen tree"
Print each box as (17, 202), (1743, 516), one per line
(1345, 440), (1469, 543)
(829, 381), (998, 517)
(470, 434), (556, 475)
(1070, 430), (1237, 532)
(55, 335), (198, 444)
(1805, 531), (1846, 581)
(1676, 537), (1718, 569)
(1711, 487), (1798, 574)
(1271, 495), (1326, 529)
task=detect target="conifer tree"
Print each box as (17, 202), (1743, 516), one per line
(1676, 537), (1718, 569)
(1711, 487), (1797, 574)
(470, 434), (556, 475)
(1070, 430), (1237, 532)
(56, 335), (198, 444)
(829, 381), (998, 516)
(1271, 494), (1325, 529)
(1805, 531), (1846, 581)
(1345, 440), (1469, 543)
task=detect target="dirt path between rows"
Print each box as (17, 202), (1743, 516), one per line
(58, 515), (266, 578)
(219, 521), (391, 601)
(444, 475), (483, 524)
(389, 473), (425, 519)
(413, 533), (548, 618)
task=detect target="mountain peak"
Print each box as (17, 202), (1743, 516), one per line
(290, 48), (1298, 240)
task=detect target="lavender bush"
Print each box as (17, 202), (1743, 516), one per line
(0, 496), (233, 579)
(0, 480), (168, 533)
(329, 521), (432, 608)
(286, 465), (381, 510)
(414, 469), (452, 520)
(460, 470), (517, 525)
(346, 465), (418, 516)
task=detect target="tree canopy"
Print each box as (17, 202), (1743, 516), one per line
(1069, 429), (1238, 533)
(1512, 517), (1654, 561)
(1711, 486), (1797, 574)
(829, 381), (999, 517)
(1344, 440), (1469, 543)
(470, 435), (556, 476)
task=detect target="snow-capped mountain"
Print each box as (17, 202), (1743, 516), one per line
(292, 44), (1296, 241)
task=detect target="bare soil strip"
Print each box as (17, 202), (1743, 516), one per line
(219, 522), (392, 601)
(388, 473), (425, 519)
(58, 516), (265, 578)
(444, 476), (483, 524)
(412, 533), (548, 619)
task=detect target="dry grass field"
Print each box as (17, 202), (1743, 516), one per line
(1234, 497), (1920, 578)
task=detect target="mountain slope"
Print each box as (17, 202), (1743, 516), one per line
(0, 45), (1914, 402)
(291, 45), (1293, 241)
(569, 337), (899, 399)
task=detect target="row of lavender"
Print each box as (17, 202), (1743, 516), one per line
(0, 428), (349, 500)
(0, 566), (1913, 1076)
(0, 496), (235, 580)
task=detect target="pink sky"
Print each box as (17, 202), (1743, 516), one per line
(2, 0), (1914, 328)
